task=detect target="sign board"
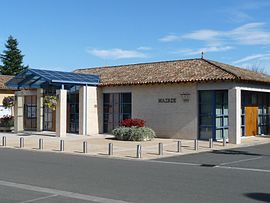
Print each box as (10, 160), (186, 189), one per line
(158, 98), (176, 103)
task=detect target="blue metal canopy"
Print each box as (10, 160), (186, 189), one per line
(5, 69), (100, 89)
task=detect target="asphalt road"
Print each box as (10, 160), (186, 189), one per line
(0, 143), (269, 203)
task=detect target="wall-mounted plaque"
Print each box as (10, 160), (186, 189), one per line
(158, 98), (176, 103)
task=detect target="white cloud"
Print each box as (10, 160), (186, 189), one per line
(175, 46), (233, 56)
(88, 48), (146, 59)
(240, 1), (270, 10)
(233, 53), (270, 64)
(223, 1), (270, 23)
(137, 46), (152, 51)
(159, 34), (180, 42)
(182, 29), (222, 46)
(227, 10), (252, 23)
(228, 23), (270, 45)
(160, 22), (270, 46)
(182, 30), (220, 41)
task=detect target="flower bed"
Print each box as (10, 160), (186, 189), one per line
(112, 118), (156, 141)
(0, 115), (14, 132)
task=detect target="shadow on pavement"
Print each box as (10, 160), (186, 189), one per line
(211, 149), (262, 156)
(245, 193), (270, 202)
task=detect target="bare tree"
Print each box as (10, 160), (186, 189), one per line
(246, 62), (267, 74)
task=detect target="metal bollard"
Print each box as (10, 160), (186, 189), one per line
(209, 138), (213, 148)
(19, 137), (24, 148)
(108, 143), (113, 155)
(194, 139), (198, 151)
(83, 141), (87, 153)
(136, 145), (142, 158)
(39, 139), (43, 150)
(2, 136), (6, 146)
(60, 140), (64, 151)
(223, 137), (226, 146)
(177, 141), (182, 153)
(158, 143), (163, 156)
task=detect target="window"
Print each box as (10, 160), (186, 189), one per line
(103, 93), (132, 133)
(26, 105), (37, 119)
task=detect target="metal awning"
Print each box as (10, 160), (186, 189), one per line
(5, 69), (100, 89)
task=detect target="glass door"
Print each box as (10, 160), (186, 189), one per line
(103, 93), (132, 133)
(43, 106), (55, 131)
(24, 95), (37, 130)
(67, 91), (79, 133)
(43, 87), (56, 131)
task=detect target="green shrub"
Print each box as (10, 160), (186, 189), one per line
(112, 127), (131, 141)
(112, 126), (156, 141)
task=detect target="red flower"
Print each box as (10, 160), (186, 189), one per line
(120, 118), (145, 127)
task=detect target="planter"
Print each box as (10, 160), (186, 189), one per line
(0, 126), (14, 132)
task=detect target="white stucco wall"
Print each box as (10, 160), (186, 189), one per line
(101, 83), (198, 139)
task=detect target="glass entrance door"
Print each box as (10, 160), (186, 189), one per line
(67, 90), (79, 134)
(43, 106), (56, 131)
(43, 87), (56, 131)
(103, 93), (132, 133)
(199, 90), (228, 140)
(24, 95), (37, 130)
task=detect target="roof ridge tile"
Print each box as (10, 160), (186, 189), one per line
(201, 58), (240, 79)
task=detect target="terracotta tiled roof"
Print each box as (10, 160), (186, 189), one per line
(207, 60), (270, 83)
(0, 75), (14, 90)
(74, 58), (270, 86)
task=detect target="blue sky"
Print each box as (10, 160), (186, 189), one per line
(0, 0), (270, 72)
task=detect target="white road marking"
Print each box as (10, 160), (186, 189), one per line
(19, 194), (58, 203)
(219, 156), (262, 166)
(216, 165), (270, 173)
(0, 180), (131, 203)
(144, 159), (201, 166)
(143, 158), (270, 174)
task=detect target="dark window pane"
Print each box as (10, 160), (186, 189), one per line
(200, 104), (212, 114)
(122, 104), (131, 114)
(122, 93), (131, 103)
(200, 116), (212, 126)
(104, 94), (110, 103)
(216, 92), (223, 105)
(103, 114), (109, 122)
(200, 91), (212, 104)
(122, 114), (131, 120)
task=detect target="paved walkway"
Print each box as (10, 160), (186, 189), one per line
(0, 131), (269, 160)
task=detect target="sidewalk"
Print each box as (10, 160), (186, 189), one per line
(0, 132), (270, 160)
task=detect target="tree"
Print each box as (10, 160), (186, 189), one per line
(246, 62), (267, 74)
(0, 35), (28, 75)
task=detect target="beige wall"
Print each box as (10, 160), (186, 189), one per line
(56, 89), (67, 137)
(101, 83), (198, 139)
(79, 86), (100, 136)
